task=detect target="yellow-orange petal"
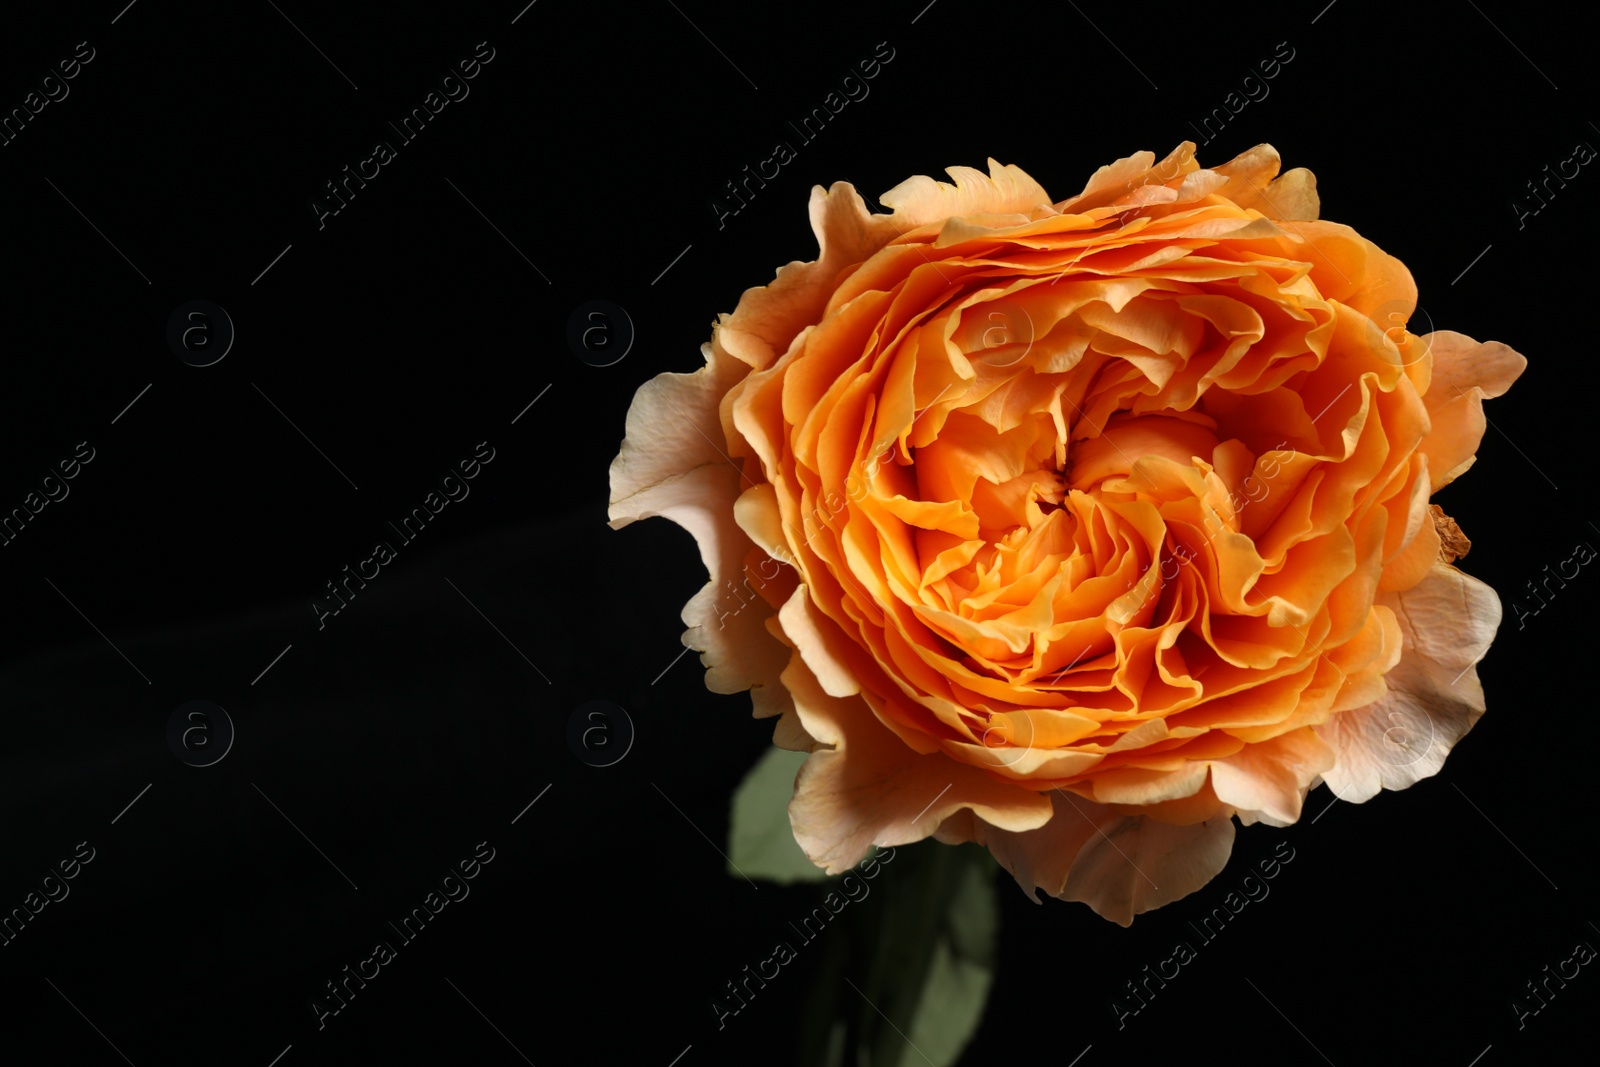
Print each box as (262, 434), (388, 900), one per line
(1416, 330), (1529, 489)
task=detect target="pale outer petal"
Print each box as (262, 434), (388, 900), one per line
(769, 697), (817, 751)
(1316, 562), (1502, 802)
(1234, 783), (1314, 828)
(607, 342), (789, 699)
(785, 653), (1052, 875)
(610, 178), (905, 743)
(756, 618), (818, 752)
(608, 340), (748, 513)
(1210, 728), (1336, 826)
(972, 790), (1236, 927)
(880, 158), (1054, 228)
(1051, 142), (1320, 221)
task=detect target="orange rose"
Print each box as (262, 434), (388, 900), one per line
(609, 143), (1526, 924)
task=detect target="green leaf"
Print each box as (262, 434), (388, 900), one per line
(857, 843), (999, 1067)
(726, 746), (829, 884)
(902, 850), (997, 1065)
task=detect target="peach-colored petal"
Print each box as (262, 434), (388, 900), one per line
(609, 344), (790, 698)
(1316, 562), (1501, 801)
(716, 183), (902, 372)
(1416, 330), (1529, 489)
(756, 615), (817, 752)
(785, 655), (1052, 874)
(1212, 143), (1320, 221)
(608, 341), (748, 516)
(777, 584), (864, 699)
(1054, 144), (1199, 215)
(975, 790), (1236, 926)
(1209, 727), (1336, 826)
(881, 158), (1054, 230)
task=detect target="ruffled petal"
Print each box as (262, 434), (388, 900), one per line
(608, 343), (789, 698)
(881, 158), (1055, 229)
(1416, 330), (1529, 489)
(1209, 727), (1336, 826)
(716, 183), (903, 371)
(1212, 143), (1320, 221)
(786, 654), (1052, 874)
(1317, 562), (1501, 801)
(975, 791), (1237, 926)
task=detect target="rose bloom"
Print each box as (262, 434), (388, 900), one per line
(609, 143), (1526, 924)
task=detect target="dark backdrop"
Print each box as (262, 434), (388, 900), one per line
(0, 1), (1593, 1064)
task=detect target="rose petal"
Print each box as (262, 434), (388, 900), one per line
(778, 584), (864, 698)
(716, 183), (902, 371)
(785, 654), (1052, 874)
(1317, 562), (1501, 801)
(1209, 727), (1336, 826)
(975, 790), (1236, 926)
(1211, 143), (1320, 221)
(881, 158), (1055, 229)
(609, 343), (789, 698)
(1416, 330), (1529, 489)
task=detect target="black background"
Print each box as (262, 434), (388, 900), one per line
(0, 1), (1594, 1064)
